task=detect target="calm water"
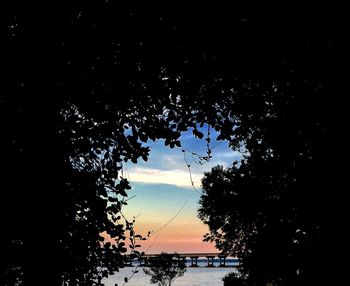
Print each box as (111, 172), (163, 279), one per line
(103, 261), (238, 286)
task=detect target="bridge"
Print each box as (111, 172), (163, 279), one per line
(125, 253), (238, 268)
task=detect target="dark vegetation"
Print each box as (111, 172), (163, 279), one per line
(199, 79), (347, 285)
(143, 252), (186, 286)
(2, 1), (346, 285)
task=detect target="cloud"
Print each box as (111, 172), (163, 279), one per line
(216, 150), (242, 159)
(125, 133), (243, 189)
(162, 154), (184, 170)
(125, 149), (243, 189)
(127, 167), (203, 189)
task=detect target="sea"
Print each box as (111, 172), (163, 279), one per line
(103, 259), (239, 286)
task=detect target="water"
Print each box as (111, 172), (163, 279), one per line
(103, 261), (238, 286)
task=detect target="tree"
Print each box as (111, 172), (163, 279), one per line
(143, 253), (186, 286)
(223, 272), (248, 286)
(2, 0), (346, 285)
(198, 79), (347, 285)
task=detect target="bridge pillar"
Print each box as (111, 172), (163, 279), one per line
(190, 256), (198, 267)
(124, 258), (133, 267)
(219, 255), (227, 267)
(206, 256), (215, 267)
(138, 257), (147, 266)
(179, 257), (186, 266)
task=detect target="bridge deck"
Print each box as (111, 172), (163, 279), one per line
(142, 253), (229, 257)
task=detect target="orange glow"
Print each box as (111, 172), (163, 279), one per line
(133, 221), (216, 254)
(118, 202), (217, 254)
(139, 238), (217, 254)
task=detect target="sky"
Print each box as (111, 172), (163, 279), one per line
(121, 128), (242, 254)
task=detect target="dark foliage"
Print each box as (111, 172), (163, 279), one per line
(2, 0), (346, 285)
(143, 253), (186, 286)
(223, 272), (249, 286)
(198, 74), (347, 285)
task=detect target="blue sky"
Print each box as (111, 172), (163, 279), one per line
(121, 128), (242, 253)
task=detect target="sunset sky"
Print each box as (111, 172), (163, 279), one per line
(122, 128), (242, 254)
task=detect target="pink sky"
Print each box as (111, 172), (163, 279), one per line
(113, 133), (237, 255)
(133, 220), (218, 254)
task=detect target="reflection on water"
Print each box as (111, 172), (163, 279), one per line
(103, 265), (238, 286)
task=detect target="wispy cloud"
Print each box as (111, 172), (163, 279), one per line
(122, 131), (244, 206)
(126, 167), (203, 189)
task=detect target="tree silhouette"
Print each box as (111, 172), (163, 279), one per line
(199, 80), (347, 285)
(2, 0), (346, 285)
(143, 253), (186, 286)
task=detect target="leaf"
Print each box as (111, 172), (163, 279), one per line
(129, 253), (138, 259)
(132, 126), (138, 138)
(108, 197), (118, 203)
(139, 133), (148, 142)
(119, 189), (128, 197)
(216, 133), (224, 141)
